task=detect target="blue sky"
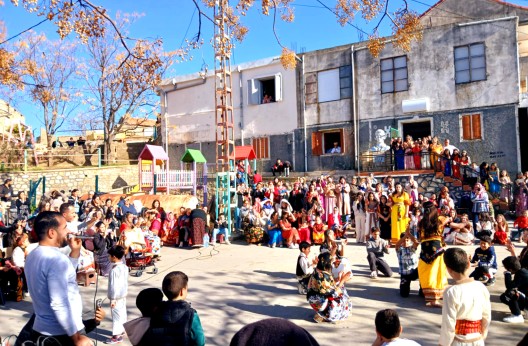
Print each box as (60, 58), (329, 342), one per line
(2, 0), (528, 133)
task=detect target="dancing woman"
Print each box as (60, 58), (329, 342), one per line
(417, 201), (448, 307)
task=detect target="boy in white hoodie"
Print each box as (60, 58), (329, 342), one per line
(106, 245), (128, 344)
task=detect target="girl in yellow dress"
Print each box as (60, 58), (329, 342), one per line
(388, 183), (411, 243)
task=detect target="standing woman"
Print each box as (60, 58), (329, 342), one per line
(421, 138), (431, 169)
(324, 177), (337, 222)
(378, 195), (391, 241)
(417, 201), (448, 307)
(388, 183), (411, 244)
(412, 139), (422, 170)
(403, 139), (415, 170)
(488, 162), (500, 195)
(471, 183), (489, 232)
(335, 176), (351, 220)
(365, 192), (379, 233)
(93, 221), (116, 276)
(352, 192), (366, 243)
(429, 136), (443, 171)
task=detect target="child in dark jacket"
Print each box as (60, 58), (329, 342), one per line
(469, 236), (497, 286)
(140, 271), (205, 346)
(500, 256), (528, 323)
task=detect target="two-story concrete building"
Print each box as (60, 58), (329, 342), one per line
(158, 57), (298, 170)
(161, 0), (528, 174)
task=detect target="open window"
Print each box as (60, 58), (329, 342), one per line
(247, 74), (283, 105)
(311, 129), (344, 156)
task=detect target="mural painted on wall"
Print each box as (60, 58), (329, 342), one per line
(370, 128), (391, 152)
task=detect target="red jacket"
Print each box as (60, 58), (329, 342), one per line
(327, 212), (342, 229)
(514, 216), (528, 229)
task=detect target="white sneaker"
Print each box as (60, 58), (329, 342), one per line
(503, 315), (525, 323)
(293, 243), (299, 249)
(288, 243), (294, 249)
(370, 271), (378, 279)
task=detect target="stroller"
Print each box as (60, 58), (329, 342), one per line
(126, 239), (158, 277)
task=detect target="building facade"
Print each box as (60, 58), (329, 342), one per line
(161, 0), (528, 174)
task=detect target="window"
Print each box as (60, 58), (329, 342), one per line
(381, 56), (408, 93)
(247, 74), (282, 105)
(460, 114), (482, 141)
(252, 137), (269, 159)
(317, 66), (352, 102)
(311, 129), (344, 156)
(454, 43), (486, 84)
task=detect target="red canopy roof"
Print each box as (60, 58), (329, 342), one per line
(233, 145), (256, 160)
(138, 144), (169, 161)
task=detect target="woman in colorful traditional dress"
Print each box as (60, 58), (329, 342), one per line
(388, 183), (411, 244)
(515, 172), (528, 217)
(417, 201), (448, 307)
(307, 252), (352, 323)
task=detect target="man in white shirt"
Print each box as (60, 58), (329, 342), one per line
(443, 139), (458, 155)
(25, 211), (93, 346)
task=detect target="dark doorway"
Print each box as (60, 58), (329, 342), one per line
(402, 121), (431, 141)
(519, 108), (528, 172)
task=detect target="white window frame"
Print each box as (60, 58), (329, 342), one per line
(247, 73), (283, 105)
(318, 68), (340, 103)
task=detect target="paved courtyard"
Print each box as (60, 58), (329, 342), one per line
(1, 239), (527, 345)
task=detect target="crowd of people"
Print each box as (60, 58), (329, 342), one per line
(2, 161), (528, 344)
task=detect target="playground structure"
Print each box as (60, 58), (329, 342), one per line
(138, 145), (207, 198)
(233, 145), (257, 184)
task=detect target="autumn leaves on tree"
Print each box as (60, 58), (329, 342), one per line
(0, 0), (423, 160)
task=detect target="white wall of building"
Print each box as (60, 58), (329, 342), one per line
(160, 58), (297, 145)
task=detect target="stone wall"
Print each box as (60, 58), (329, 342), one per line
(1, 165), (139, 198)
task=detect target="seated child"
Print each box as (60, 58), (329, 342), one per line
(500, 256), (528, 323)
(141, 271), (205, 345)
(513, 210), (528, 242)
(327, 207), (344, 238)
(450, 214), (475, 246)
(311, 215), (327, 245)
(297, 212), (312, 244)
(396, 231), (419, 298)
(212, 213), (230, 245)
(366, 228), (392, 279)
(124, 288), (164, 345)
(440, 248), (491, 346)
(296, 241), (317, 294)
(469, 236), (497, 286)
(372, 309), (420, 346)
(475, 212), (494, 241)
(493, 214), (509, 245)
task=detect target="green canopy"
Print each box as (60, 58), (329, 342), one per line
(180, 149), (207, 163)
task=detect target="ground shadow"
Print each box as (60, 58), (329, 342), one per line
(227, 301), (311, 320)
(253, 270), (294, 280)
(228, 282), (293, 295)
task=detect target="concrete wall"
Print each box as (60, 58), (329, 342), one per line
(293, 124), (355, 172)
(302, 46), (354, 126)
(355, 18), (519, 121)
(161, 57), (298, 145)
(420, 0), (528, 28)
(1, 165), (139, 199)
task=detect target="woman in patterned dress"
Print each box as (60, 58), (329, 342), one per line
(307, 252), (352, 323)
